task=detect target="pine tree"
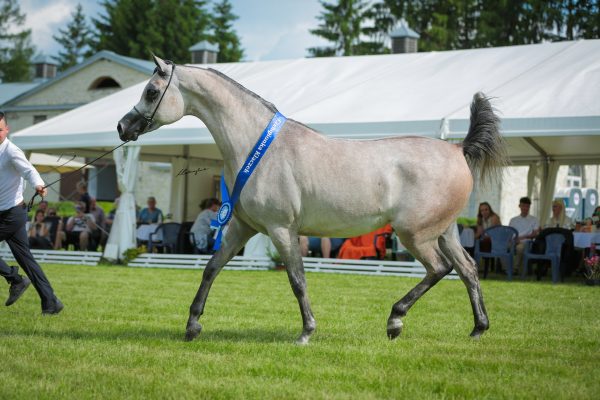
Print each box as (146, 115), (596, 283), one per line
(0, 0), (35, 82)
(52, 3), (91, 71)
(90, 0), (211, 64)
(309, 0), (384, 57)
(210, 0), (244, 62)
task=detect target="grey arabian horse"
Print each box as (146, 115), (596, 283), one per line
(118, 56), (508, 344)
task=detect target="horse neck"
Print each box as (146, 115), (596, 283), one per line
(179, 67), (275, 176)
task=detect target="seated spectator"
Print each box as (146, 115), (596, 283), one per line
(138, 196), (163, 225)
(590, 206), (600, 230)
(508, 197), (540, 273)
(44, 207), (65, 249)
(28, 210), (53, 249)
(89, 197), (107, 248)
(544, 199), (574, 229)
(65, 202), (96, 250)
(77, 181), (91, 213)
(474, 202), (502, 240)
(338, 224), (393, 260)
(300, 237), (344, 258)
(36, 200), (48, 216)
(190, 198), (220, 253)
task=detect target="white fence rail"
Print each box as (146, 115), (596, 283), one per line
(0, 248), (102, 266)
(0, 243), (458, 279)
(127, 253), (459, 279)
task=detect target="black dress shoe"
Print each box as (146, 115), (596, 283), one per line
(5, 277), (31, 306)
(42, 298), (64, 315)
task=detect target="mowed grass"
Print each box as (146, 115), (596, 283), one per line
(1, 264), (599, 399)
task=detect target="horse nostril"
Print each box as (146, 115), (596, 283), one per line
(117, 121), (126, 139)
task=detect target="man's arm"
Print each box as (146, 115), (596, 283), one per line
(10, 144), (47, 196)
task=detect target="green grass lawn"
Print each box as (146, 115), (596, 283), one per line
(1, 264), (599, 399)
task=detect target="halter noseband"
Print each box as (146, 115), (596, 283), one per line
(133, 61), (176, 133)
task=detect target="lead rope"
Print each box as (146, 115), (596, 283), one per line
(27, 140), (131, 211)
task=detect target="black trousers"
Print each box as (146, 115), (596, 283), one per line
(0, 204), (57, 309)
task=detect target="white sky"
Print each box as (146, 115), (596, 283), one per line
(19, 0), (328, 61)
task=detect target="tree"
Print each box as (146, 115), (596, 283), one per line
(52, 3), (91, 71)
(0, 0), (35, 82)
(209, 0), (244, 62)
(309, 0), (384, 57)
(90, 0), (211, 64)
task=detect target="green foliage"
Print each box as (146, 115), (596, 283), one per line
(52, 3), (91, 71)
(28, 200), (115, 219)
(457, 216), (477, 227)
(209, 0), (244, 62)
(0, 0), (35, 82)
(312, 0), (600, 56)
(309, 0), (386, 57)
(1, 265), (600, 398)
(121, 244), (147, 264)
(90, 0), (212, 64)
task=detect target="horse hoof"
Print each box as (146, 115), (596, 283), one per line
(387, 319), (403, 340)
(296, 335), (311, 346)
(184, 321), (202, 342)
(469, 328), (485, 339)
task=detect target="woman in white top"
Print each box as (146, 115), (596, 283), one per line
(475, 202), (502, 240)
(544, 198), (574, 230)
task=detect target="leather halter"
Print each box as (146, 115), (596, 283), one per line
(133, 61), (176, 133)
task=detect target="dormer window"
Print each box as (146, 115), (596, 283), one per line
(89, 76), (121, 90)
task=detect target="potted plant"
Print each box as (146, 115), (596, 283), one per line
(267, 248), (285, 271)
(583, 252), (600, 286)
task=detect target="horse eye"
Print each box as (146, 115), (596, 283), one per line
(146, 88), (159, 101)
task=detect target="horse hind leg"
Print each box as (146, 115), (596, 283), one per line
(438, 225), (489, 338)
(185, 218), (257, 341)
(387, 238), (453, 340)
(268, 226), (316, 345)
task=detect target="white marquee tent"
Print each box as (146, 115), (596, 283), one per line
(11, 39), (600, 259)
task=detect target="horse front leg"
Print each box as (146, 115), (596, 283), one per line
(185, 219), (256, 341)
(269, 227), (316, 345)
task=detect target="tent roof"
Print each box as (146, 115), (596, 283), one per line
(11, 40), (600, 165)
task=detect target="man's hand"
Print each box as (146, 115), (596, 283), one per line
(35, 185), (47, 197)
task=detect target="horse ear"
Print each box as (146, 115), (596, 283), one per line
(152, 54), (169, 75)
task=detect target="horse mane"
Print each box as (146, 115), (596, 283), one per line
(202, 67), (278, 114)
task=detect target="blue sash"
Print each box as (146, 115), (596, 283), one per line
(211, 112), (287, 250)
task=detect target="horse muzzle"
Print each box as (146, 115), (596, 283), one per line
(117, 110), (148, 141)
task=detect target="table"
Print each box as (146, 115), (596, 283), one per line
(136, 224), (162, 242)
(460, 228), (475, 248)
(573, 232), (600, 249)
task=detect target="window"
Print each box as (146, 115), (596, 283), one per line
(88, 76), (121, 90)
(33, 115), (47, 124)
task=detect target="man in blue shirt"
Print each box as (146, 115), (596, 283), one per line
(137, 196), (163, 225)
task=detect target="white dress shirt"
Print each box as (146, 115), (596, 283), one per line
(0, 138), (44, 211)
(509, 214), (540, 238)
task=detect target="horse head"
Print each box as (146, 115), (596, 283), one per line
(117, 55), (185, 141)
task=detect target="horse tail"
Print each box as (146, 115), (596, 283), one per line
(461, 92), (509, 185)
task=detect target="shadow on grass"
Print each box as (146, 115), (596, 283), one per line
(0, 325), (295, 344)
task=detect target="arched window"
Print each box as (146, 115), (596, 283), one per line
(89, 76), (121, 90)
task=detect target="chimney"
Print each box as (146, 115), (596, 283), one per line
(389, 19), (420, 54)
(188, 41), (219, 64)
(32, 54), (58, 81)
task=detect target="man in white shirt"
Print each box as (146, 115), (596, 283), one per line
(509, 197), (540, 274)
(0, 111), (63, 314)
